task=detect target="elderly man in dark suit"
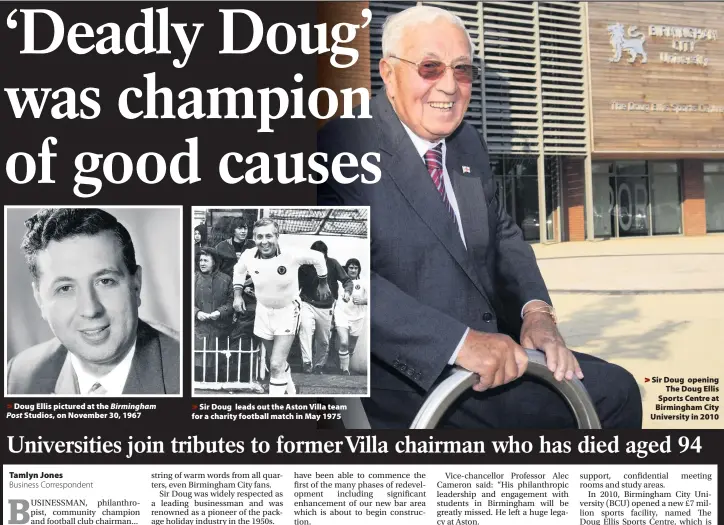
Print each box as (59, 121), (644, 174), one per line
(319, 5), (641, 428)
(6, 208), (180, 396)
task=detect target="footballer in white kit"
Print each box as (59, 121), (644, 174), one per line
(334, 258), (368, 375)
(232, 218), (330, 395)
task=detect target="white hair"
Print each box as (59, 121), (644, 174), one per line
(382, 5), (475, 59)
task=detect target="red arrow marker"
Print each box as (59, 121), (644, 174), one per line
(644, 378), (650, 383)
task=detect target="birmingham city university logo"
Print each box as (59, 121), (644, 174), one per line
(608, 23), (648, 64)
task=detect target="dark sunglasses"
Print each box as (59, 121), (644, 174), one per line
(390, 56), (481, 83)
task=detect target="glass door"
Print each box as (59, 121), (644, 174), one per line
(507, 157), (539, 241)
(616, 176), (649, 237)
(593, 174), (615, 237)
(545, 156), (561, 242)
(704, 162), (724, 233)
(592, 162), (615, 238)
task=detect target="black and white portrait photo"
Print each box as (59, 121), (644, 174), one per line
(192, 207), (370, 397)
(5, 206), (182, 397)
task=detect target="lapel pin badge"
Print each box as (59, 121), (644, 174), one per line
(462, 166), (471, 174)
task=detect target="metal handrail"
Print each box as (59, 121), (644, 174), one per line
(410, 349), (601, 429)
(339, 349), (601, 429)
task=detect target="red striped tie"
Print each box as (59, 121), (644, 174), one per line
(424, 144), (457, 224)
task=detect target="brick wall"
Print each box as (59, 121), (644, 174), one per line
(562, 157), (586, 241)
(316, 2), (371, 127)
(682, 159), (706, 236)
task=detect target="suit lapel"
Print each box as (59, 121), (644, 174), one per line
(123, 321), (166, 394)
(448, 153), (489, 249)
(448, 139), (507, 318)
(54, 351), (80, 394)
(446, 144), (497, 306)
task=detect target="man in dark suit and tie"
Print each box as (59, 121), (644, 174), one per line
(6, 208), (180, 396)
(318, 5), (641, 428)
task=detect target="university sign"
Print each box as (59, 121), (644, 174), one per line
(608, 23), (718, 66)
(610, 101), (724, 114)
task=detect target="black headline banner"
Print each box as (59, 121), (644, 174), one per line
(4, 429), (721, 465)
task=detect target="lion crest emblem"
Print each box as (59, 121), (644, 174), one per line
(608, 23), (647, 64)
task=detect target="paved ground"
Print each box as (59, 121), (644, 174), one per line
(194, 236), (722, 426)
(532, 236), (724, 429)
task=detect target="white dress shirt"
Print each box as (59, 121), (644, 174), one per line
(70, 343), (136, 395)
(400, 124), (544, 366)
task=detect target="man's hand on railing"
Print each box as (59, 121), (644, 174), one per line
(520, 310), (583, 382)
(454, 330), (528, 392)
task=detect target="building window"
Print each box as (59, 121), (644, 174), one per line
(491, 155), (560, 242)
(650, 162), (682, 235)
(704, 162), (724, 233)
(592, 162), (614, 237)
(616, 169), (649, 238)
(592, 160), (682, 238)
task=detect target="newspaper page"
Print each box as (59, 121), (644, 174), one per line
(2, 2), (721, 525)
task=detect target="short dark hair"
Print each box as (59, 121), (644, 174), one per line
(345, 258), (361, 275)
(21, 208), (138, 280)
(229, 216), (248, 231)
(310, 240), (328, 257)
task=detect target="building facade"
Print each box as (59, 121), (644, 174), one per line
(358, 1), (724, 242)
